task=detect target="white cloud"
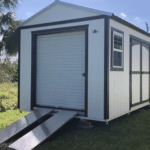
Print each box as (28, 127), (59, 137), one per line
(134, 17), (141, 23)
(26, 12), (32, 16)
(24, 10), (33, 18)
(120, 13), (126, 18)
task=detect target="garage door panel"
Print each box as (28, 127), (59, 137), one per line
(36, 31), (85, 110)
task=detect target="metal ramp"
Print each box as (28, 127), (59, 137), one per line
(9, 110), (78, 150)
(0, 108), (53, 144)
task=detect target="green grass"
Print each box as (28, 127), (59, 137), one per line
(0, 82), (18, 110)
(0, 83), (150, 150)
(34, 108), (150, 150)
(0, 109), (28, 130)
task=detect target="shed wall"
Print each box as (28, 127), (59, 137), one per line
(20, 19), (105, 120)
(109, 19), (150, 119)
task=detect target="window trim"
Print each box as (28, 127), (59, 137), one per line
(111, 27), (124, 71)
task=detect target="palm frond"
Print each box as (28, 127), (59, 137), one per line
(0, 0), (19, 10)
(0, 11), (14, 26)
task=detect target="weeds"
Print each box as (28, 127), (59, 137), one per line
(0, 82), (18, 111)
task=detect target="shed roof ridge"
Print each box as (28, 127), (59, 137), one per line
(57, 0), (112, 16)
(16, 0), (112, 29)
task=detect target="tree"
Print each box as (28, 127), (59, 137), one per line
(0, 57), (18, 83)
(0, 0), (20, 56)
(3, 20), (21, 56)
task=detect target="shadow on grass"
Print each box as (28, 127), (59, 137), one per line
(34, 107), (150, 150)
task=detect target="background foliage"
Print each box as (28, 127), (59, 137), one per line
(0, 57), (18, 83)
(0, 0), (20, 56)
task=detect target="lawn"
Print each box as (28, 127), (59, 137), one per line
(34, 108), (150, 150)
(1, 108), (150, 150)
(0, 82), (150, 150)
(0, 82), (18, 110)
(0, 109), (28, 131)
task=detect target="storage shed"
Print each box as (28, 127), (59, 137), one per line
(17, 0), (150, 122)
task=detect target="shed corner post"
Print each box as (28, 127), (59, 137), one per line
(18, 28), (21, 110)
(104, 16), (110, 120)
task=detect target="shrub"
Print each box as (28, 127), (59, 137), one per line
(0, 100), (6, 112)
(0, 93), (9, 99)
(0, 58), (18, 83)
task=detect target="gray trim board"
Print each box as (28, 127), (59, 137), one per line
(18, 29), (21, 109)
(130, 35), (150, 45)
(35, 105), (85, 112)
(19, 15), (106, 30)
(140, 42), (142, 103)
(111, 15), (150, 38)
(131, 71), (150, 74)
(149, 46), (150, 100)
(131, 100), (149, 107)
(18, 15), (150, 40)
(129, 38), (132, 110)
(104, 17), (109, 120)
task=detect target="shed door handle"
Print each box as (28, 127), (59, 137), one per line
(82, 73), (86, 76)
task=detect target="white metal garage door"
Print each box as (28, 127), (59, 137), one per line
(36, 31), (85, 110)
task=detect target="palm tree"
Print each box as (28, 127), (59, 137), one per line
(0, 0), (19, 55)
(0, 0), (19, 35)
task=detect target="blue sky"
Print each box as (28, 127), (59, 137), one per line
(15, 0), (150, 32)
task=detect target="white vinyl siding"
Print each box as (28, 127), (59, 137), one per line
(36, 31), (85, 110)
(142, 74), (149, 101)
(109, 19), (150, 120)
(132, 40), (140, 72)
(142, 43), (149, 72)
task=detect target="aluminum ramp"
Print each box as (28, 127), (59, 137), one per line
(9, 110), (78, 150)
(0, 108), (53, 144)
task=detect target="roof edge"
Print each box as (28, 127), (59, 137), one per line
(16, 0), (58, 29)
(16, 0), (112, 29)
(58, 1), (112, 16)
(110, 14), (150, 37)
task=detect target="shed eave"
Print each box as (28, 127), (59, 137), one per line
(16, 0), (112, 29)
(111, 14), (150, 37)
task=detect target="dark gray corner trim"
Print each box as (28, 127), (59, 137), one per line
(131, 100), (149, 107)
(149, 45), (150, 101)
(104, 17), (109, 120)
(130, 35), (150, 45)
(111, 27), (124, 34)
(85, 27), (88, 117)
(110, 15), (150, 37)
(111, 68), (124, 71)
(31, 25), (89, 117)
(129, 37), (132, 110)
(19, 15), (107, 30)
(111, 27), (124, 71)
(18, 29), (21, 109)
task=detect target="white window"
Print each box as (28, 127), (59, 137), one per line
(111, 30), (124, 70)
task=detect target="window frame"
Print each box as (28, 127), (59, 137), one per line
(111, 27), (124, 71)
